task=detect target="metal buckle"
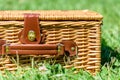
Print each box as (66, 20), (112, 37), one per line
(57, 43), (64, 55)
(2, 41), (10, 54)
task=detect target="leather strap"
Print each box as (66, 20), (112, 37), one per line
(0, 39), (77, 56)
(2, 44), (64, 55)
(61, 40), (77, 56)
(9, 44), (58, 50)
(8, 50), (58, 55)
(0, 40), (6, 54)
(19, 14), (41, 44)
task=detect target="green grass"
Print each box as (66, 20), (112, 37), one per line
(1, 63), (120, 80)
(0, 0), (120, 79)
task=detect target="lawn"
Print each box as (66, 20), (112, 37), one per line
(0, 0), (120, 80)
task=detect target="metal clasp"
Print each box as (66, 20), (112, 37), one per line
(57, 43), (64, 55)
(28, 30), (36, 41)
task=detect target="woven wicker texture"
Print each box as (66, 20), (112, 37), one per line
(0, 10), (103, 74)
(0, 10), (102, 21)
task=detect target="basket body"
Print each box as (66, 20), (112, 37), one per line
(0, 10), (103, 74)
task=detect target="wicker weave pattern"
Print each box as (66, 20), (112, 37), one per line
(0, 10), (102, 74)
(0, 21), (101, 73)
(0, 10), (102, 21)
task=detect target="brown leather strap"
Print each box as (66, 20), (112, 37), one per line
(0, 40), (6, 54)
(9, 44), (58, 50)
(2, 44), (64, 55)
(61, 40), (77, 56)
(19, 14), (41, 44)
(9, 50), (58, 55)
(1, 40), (77, 56)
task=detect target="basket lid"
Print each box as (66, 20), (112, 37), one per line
(0, 10), (103, 21)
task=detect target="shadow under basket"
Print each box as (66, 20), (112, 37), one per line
(0, 10), (103, 75)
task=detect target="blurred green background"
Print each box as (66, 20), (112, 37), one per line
(0, 0), (120, 64)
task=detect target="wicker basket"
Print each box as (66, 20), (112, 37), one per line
(0, 10), (103, 74)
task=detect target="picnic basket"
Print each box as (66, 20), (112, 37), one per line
(0, 10), (103, 74)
